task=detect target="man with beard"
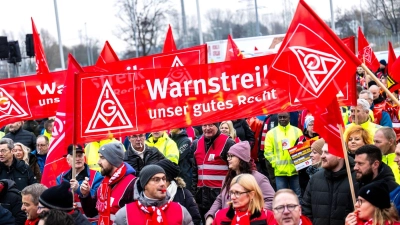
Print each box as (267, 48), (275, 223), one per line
(79, 142), (136, 225)
(356, 66), (367, 88)
(191, 122), (235, 224)
(354, 144), (398, 192)
(302, 143), (357, 225)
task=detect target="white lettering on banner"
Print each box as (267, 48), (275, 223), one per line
(362, 46), (373, 64)
(237, 90), (277, 105)
(85, 79), (134, 133)
(36, 82), (64, 106)
(0, 84), (30, 121)
(146, 65), (268, 100)
(46, 111), (65, 165)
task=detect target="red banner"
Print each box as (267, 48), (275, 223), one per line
(358, 27), (380, 71)
(341, 36), (355, 54)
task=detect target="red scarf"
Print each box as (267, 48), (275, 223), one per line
(96, 163), (127, 225)
(25, 218), (40, 225)
(231, 210), (250, 225)
(137, 199), (172, 225)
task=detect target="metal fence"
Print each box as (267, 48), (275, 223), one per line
(366, 34), (400, 51)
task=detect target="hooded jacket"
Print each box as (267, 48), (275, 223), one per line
(302, 157), (358, 225)
(0, 179), (26, 225)
(170, 130), (193, 191)
(357, 162), (399, 193)
(123, 144), (165, 175)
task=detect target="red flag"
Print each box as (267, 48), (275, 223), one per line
(267, 0), (360, 157)
(388, 41), (396, 75)
(358, 27), (380, 71)
(95, 41), (119, 67)
(314, 98), (345, 158)
(341, 36), (355, 54)
(41, 54), (82, 187)
(31, 18), (50, 75)
(389, 54), (400, 92)
(254, 46), (259, 51)
(162, 25), (177, 53)
(225, 34), (245, 61)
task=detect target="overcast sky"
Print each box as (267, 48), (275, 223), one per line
(0, 0), (360, 54)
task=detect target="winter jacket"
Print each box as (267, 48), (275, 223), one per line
(4, 127), (36, 152)
(357, 163), (399, 193)
(0, 157), (37, 191)
(233, 119), (255, 148)
(113, 191), (193, 225)
(302, 157), (358, 225)
(124, 144), (165, 175)
(170, 130), (193, 191)
(29, 150), (47, 173)
(206, 170), (275, 220)
(56, 164), (104, 197)
(28, 153), (42, 182)
(0, 179), (26, 225)
(146, 132), (180, 164)
(390, 185), (400, 214)
(191, 132), (236, 210)
(169, 178), (201, 225)
(0, 205), (14, 225)
(70, 209), (91, 225)
(212, 206), (276, 225)
(85, 139), (124, 172)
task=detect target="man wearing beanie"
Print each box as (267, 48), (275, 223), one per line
(156, 159), (202, 225)
(264, 112), (303, 197)
(191, 122), (236, 224)
(38, 182), (90, 225)
(114, 165), (193, 225)
(79, 142), (137, 225)
(56, 144), (103, 223)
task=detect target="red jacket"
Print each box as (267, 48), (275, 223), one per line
(212, 207), (276, 225)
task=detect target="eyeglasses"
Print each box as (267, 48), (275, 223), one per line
(356, 198), (364, 206)
(37, 206), (47, 211)
(130, 134), (145, 139)
(0, 149), (10, 154)
(228, 191), (249, 198)
(150, 176), (167, 183)
(227, 154), (236, 160)
(36, 144), (47, 147)
(273, 204), (299, 213)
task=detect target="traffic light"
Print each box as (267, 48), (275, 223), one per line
(7, 41), (22, 64)
(0, 37), (8, 59)
(25, 34), (35, 57)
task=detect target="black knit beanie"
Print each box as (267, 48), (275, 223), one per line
(156, 159), (180, 181)
(139, 165), (165, 189)
(39, 182), (73, 211)
(359, 181), (391, 209)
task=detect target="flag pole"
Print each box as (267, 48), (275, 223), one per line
(338, 124), (356, 205)
(361, 63), (400, 106)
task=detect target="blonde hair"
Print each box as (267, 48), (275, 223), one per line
(220, 121), (237, 139)
(228, 174), (263, 214)
(372, 203), (399, 225)
(13, 142), (29, 165)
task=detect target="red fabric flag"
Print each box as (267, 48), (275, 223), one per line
(389, 54), (400, 92)
(95, 41), (119, 67)
(162, 25), (177, 53)
(358, 27), (380, 71)
(267, 0), (360, 157)
(388, 41), (396, 75)
(31, 18), (50, 75)
(41, 54), (82, 187)
(341, 36), (355, 54)
(225, 34), (245, 61)
(314, 98), (345, 158)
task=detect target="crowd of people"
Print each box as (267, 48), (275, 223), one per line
(0, 60), (400, 224)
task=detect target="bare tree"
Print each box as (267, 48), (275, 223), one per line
(116, 0), (171, 56)
(365, 0), (400, 34)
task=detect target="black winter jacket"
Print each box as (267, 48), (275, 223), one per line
(71, 209), (91, 225)
(0, 179), (26, 225)
(4, 127), (36, 151)
(123, 144), (165, 175)
(191, 132), (236, 209)
(0, 205), (14, 225)
(233, 119), (255, 148)
(170, 130), (193, 191)
(172, 178), (202, 225)
(0, 158), (37, 191)
(357, 163), (399, 193)
(302, 157), (358, 225)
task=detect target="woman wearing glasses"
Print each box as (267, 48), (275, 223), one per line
(205, 141), (275, 225)
(345, 182), (400, 225)
(212, 174), (276, 225)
